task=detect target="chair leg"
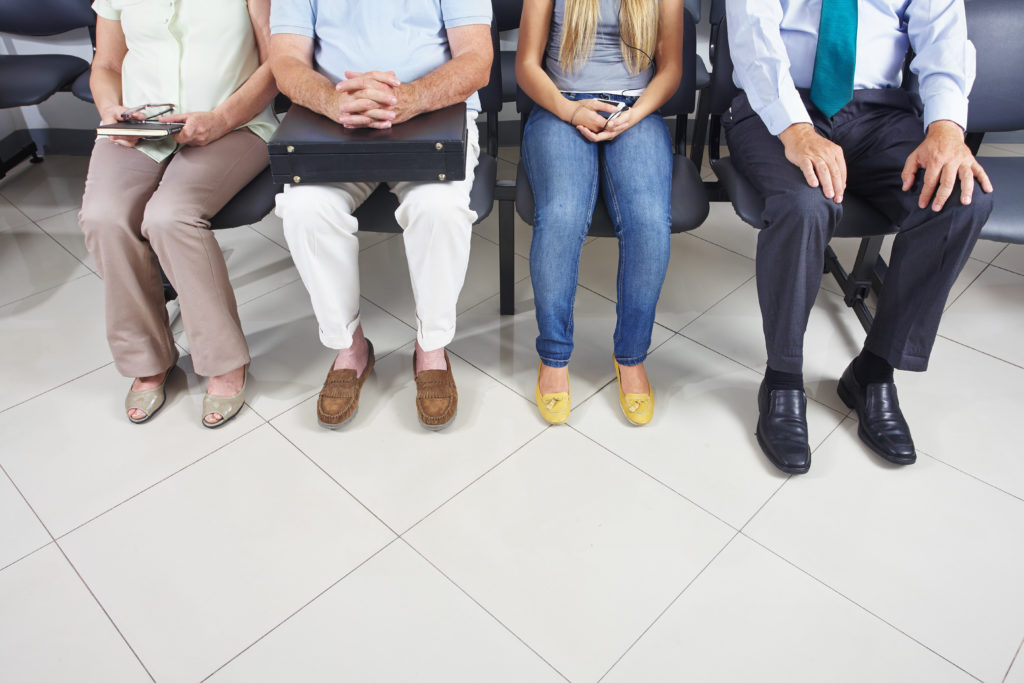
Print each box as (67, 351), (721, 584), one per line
(823, 235), (885, 334)
(0, 131), (41, 179)
(496, 180), (517, 316)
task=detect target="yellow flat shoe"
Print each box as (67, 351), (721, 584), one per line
(535, 361), (570, 425)
(615, 359), (653, 426)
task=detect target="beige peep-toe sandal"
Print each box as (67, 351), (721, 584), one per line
(125, 352), (179, 424)
(202, 365), (248, 429)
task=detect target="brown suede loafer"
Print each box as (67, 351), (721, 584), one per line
(317, 339), (375, 429)
(413, 349), (458, 431)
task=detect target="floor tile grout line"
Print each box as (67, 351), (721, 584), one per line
(198, 537), (402, 682)
(740, 532), (984, 682)
(987, 260), (1024, 279)
(0, 197), (34, 228)
(943, 260), (993, 313)
(736, 415), (852, 534)
(0, 269), (97, 311)
(687, 231), (757, 263)
(0, 540), (53, 575)
(917, 446), (1024, 506)
(52, 541), (157, 683)
(397, 425), (550, 536)
(398, 537), (572, 683)
(673, 273), (757, 335)
(0, 357), (118, 418)
(567, 423), (740, 532)
(0, 463), (58, 538)
(23, 207), (100, 274)
(1001, 634), (1024, 683)
(265, 422), (403, 538)
(935, 333), (1024, 372)
(51, 419), (267, 542)
(0, 461), (61, 573)
(673, 328), (854, 420)
(597, 530), (742, 682)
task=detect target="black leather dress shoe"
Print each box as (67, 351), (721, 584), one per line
(837, 361), (916, 465)
(756, 380), (811, 474)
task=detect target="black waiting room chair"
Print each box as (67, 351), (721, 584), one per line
(0, 0), (94, 179)
(964, 0), (1024, 247)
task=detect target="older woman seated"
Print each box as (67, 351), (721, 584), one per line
(80, 0), (277, 427)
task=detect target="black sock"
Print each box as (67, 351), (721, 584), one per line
(765, 365), (803, 391)
(853, 349), (894, 385)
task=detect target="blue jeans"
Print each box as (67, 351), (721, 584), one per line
(522, 93), (672, 367)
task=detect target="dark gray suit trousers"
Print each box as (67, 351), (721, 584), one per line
(723, 88), (993, 374)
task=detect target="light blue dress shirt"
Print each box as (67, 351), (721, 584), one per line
(270, 0), (492, 112)
(726, 0), (976, 135)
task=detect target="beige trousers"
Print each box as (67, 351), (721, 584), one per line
(80, 132), (269, 378)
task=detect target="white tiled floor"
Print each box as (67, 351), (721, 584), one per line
(1, 152), (1022, 682)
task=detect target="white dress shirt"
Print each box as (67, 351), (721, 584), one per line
(727, 0), (976, 135)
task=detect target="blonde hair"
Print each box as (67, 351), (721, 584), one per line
(558, 0), (658, 75)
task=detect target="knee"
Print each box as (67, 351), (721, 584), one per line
(533, 201), (592, 240)
(276, 187), (358, 243)
(397, 191), (474, 233)
(955, 187), (994, 226)
(140, 203), (196, 244)
(79, 198), (132, 246)
(763, 186), (841, 241)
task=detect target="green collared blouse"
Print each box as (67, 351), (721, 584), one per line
(92, 0), (278, 162)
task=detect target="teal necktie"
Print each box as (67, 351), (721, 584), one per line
(811, 0), (858, 119)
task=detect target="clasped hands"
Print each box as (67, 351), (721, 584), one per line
(331, 70), (414, 129)
(567, 99), (632, 142)
(780, 120), (992, 210)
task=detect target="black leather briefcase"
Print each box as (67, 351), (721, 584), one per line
(268, 102), (467, 185)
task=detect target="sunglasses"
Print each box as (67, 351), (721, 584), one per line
(119, 103), (175, 121)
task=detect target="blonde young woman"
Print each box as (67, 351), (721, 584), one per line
(517, 0), (682, 425)
(80, 0), (277, 426)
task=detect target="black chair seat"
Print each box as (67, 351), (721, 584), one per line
(711, 156), (897, 238)
(515, 154), (709, 236)
(0, 54), (88, 107)
(352, 152), (498, 230)
(210, 166), (278, 229)
(71, 66), (93, 102)
(976, 156), (1024, 244)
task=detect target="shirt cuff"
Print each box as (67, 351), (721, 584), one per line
(755, 90), (812, 136)
(443, 15), (492, 29)
(921, 89), (969, 132)
(269, 24), (315, 38)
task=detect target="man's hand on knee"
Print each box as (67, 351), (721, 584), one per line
(902, 120), (993, 212)
(779, 123), (847, 203)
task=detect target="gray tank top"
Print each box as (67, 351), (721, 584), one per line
(544, 0), (655, 93)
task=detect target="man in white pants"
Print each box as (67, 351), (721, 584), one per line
(269, 1), (493, 430)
